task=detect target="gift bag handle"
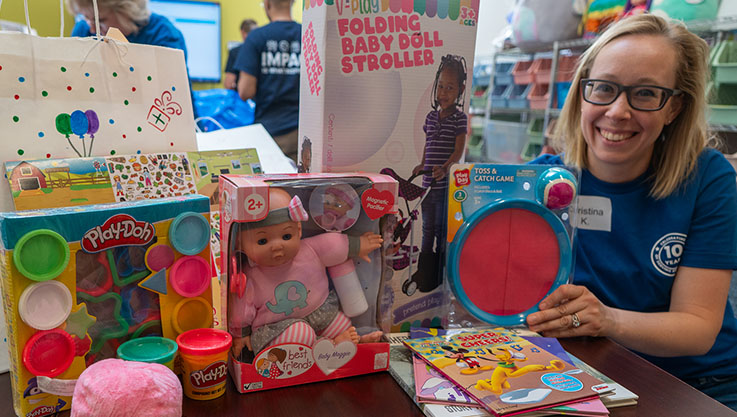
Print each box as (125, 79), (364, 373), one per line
(194, 116), (226, 133)
(14, 0), (102, 38)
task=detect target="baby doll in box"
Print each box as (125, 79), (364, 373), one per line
(228, 188), (383, 358)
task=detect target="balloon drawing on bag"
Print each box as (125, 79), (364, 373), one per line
(86, 110), (100, 157)
(55, 114), (72, 138)
(70, 111), (89, 138)
(55, 109), (100, 157)
(86, 110), (100, 138)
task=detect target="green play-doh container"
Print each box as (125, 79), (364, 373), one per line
(13, 229), (70, 281)
(117, 336), (178, 370)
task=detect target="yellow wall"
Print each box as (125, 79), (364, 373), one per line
(0, 0), (303, 90)
(0, 0), (76, 37)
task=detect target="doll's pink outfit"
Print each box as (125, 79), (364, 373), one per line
(229, 232), (356, 353)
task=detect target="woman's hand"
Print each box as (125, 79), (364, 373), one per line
(526, 284), (614, 338)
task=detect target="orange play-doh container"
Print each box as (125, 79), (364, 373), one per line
(175, 328), (232, 400)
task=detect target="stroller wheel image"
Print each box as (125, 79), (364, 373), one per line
(402, 279), (418, 296)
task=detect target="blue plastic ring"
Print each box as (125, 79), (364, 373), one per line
(447, 198), (572, 326)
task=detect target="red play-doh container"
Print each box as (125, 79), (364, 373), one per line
(176, 328), (232, 400)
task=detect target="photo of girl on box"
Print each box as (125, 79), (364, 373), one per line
(411, 54), (469, 293)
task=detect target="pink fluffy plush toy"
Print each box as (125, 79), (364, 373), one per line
(71, 359), (182, 417)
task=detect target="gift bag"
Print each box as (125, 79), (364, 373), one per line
(0, 32), (198, 211)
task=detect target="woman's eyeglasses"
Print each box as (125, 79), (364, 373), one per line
(581, 78), (682, 111)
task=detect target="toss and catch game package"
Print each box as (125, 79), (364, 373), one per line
(299, 0), (481, 332)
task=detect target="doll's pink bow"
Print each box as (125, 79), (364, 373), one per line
(288, 195), (309, 222)
(230, 255), (246, 297)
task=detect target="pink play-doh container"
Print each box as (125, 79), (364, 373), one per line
(169, 255), (210, 298)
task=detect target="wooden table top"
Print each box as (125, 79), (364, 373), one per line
(1, 336), (734, 417)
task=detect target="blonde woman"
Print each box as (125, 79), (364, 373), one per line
(526, 14), (737, 409)
(68, 0), (184, 50)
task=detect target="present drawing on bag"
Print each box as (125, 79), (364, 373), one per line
(148, 90), (183, 132)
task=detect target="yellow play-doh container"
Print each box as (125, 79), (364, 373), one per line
(176, 328), (232, 400)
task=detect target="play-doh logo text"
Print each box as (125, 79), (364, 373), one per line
(82, 214), (155, 252)
(190, 361), (227, 389)
(26, 406), (56, 417)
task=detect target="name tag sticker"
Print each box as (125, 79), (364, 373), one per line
(576, 196), (611, 232)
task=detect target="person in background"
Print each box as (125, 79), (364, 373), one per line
(235, 0), (300, 162)
(224, 19), (258, 91)
(69, 0), (185, 52)
(67, 0), (197, 117)
(525, 14), (737, 411)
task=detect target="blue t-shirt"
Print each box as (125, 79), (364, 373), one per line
(234, 21), (301, 137)
(72, 13), (187, 57)
(422, 109), (467, 189)
(533, 149), (737, 380)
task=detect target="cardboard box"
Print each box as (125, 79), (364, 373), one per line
(299, 0), (480, 332)
(0, 195), (212, 417)
(219, 173), (397, 392)
(445, 164), (579, 326)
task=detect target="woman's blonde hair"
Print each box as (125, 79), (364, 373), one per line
(66, 0), (150, 34)
(552, 13), (712, 199)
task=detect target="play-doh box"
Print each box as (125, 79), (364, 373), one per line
(0, 195), (213, 417)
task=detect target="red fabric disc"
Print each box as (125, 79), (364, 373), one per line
(458, 208), (559, 315)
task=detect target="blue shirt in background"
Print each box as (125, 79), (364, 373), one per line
(234, 21), (301, 137)
(72, 13), (187, 56)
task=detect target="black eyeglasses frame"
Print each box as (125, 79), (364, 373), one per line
(580, 78), (683, 112)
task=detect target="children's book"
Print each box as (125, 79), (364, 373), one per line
(424, 403), (490, 417)
(566, 355), (638, 408)
(410, 327), (516, 407)
(410, 330), (609, 415)
(385, 332), (411, 347)
(5, 149), (260, 210)
(424, 402), (611, 417)
(414, 357), (480, 406)
(404, 329), (607, 417)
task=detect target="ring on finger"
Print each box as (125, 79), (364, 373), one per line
(571, 313), (581, 328)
